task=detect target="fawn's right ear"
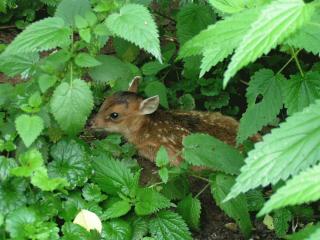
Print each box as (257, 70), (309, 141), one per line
(128, 76), (141, 93)
(139, 95), (159, 115)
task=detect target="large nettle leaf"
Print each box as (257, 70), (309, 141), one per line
(237, 69), (284, 144)
(286, 9), (320, 55)
(3, 17), (71, 54)
(226, 100), (320, 201)
(211, 174), (252, 238)
(283, 72), (320, 115)
(55, 0), (91, 26)
(223, 0), (314, 86)
(208, 0), (269, 14)
(182, 134), (244, 175)
(259, 163), (320, 216)
(48, 139), (91, 188)
(176, 3), (216, 45)
(15, 114), (44, 147)
(106, 4), (161, 62)
(149, 210), (192, 240)
(50, 79), (94, 135)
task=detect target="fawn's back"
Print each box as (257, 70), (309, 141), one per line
(91, 77), (239, 165)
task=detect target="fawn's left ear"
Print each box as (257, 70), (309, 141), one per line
(139, 95), (159, 115)
(128, 76), (141, 93)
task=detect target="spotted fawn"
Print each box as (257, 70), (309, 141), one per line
(90, 77), (242, 165)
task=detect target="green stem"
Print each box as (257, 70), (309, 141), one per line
(195, 183), (210, 198)
(190, 174), (210, 182)
(277, 49), (302, 75)
(291, 47), (304, 77)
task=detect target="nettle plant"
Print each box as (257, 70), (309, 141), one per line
(1, 0), (320, 239)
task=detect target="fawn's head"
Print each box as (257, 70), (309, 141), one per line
(90, 77), (160, 136)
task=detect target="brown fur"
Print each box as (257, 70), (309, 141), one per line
(90, 77), (244, 166)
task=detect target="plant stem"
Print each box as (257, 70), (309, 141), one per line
(195, 183), (210, 198)
(190, 174), (210, 182)
(291, 47), (304, 77)
(277, 49), (302, 75)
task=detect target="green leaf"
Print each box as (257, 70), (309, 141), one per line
(48, 140), (90, 188)
(211, 174), (252, 238)
(104, 219), (132, 240)
(237, 69), (284, 143)
(208, 0), (269, 14)
(114, 37), (139, 63)
(259, 163), (320, 216)
(286, 10), (320, 55)
(149, 210), (192, 240)
(55, 0), (91, 26)
(155, 146), (170, 167)
(142, 61), (169, 76)
(305, 227), (320, 240)
(75, 53), (101, 68)
(226, 100), (320, 201)
(177, 194), (201, 230)
(3, 17), (71, 55)
(283, 72), (320, 116)
(79, 28), (91, 43)
(0, 52), (39, 77)
(177, 3), (215, 45)
(5, 207), (37, 239)
(135, 188), (171, 216)
(11, 149), (43, 177)
(285, 223), (320, 240)
(82, 183), (106, 203)
(224, 0), (313, 86)
(103, 200), (131, 219)
(38, 74), (58, 93)
(106, 4), (161, 62)
(31, 167), (69, 191)
(15, 115), (44, 147)
(89, 55), (133, 89)
(92, 156), (137, 196)
(182, 134), (244, 175)
(178, 94), (195, 111)
(75, 15), (88, 29)
(0, 178), (27, 215)
(245, 190), (265, 212)
(50, 79), (94, 135)
(0, 156), (18, 181)
(131, 217), (148, 240)
(144, 81), (169, 109)
(273, 209), (292, 237)
(161, 176), (190, 200)
(158, 168), (169, 183)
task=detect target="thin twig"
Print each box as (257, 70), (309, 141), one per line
(277, 49), (302, 75)
(0, 25), (16, 30)
(195, 183), (210, 198)
(191, 174), (210, 182)
(291, 47), (304, 77)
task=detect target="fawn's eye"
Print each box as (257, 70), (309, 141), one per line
(109, 112), (119, 120)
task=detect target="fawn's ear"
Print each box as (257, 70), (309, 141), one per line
(139, 95), (159, 115)
(128, 76), (141, 93)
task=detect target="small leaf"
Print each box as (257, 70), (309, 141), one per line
(79, 28), (91, 43)
(75, 53), (101, 68)
(38, 74), (58, 93)
(73, 209), (102, 233)
(106, 4), (161, 62)
(158, 168), (169, 183)
(50, 79), (94, 135)
(15, 114), (44, 147)
(75, 15), (88, 29)
(149, 210), (192, 240)
(142, 61), (169, 76)
(144, 81), (168, 108)
(135, 188), (171, 216)
(103, 200), (131, 219)
(11, 149), (43, 177)
(155, 146), (170, 167)
(31, 167), (69, 191)
(177, 194), (201, 230)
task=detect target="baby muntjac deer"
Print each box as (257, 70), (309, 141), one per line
(90, 77), (240, 166)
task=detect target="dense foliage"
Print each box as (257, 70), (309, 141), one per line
(0, 0), (320, 239)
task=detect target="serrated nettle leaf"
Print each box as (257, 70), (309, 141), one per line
(208, 0), (269, 14)
(15, 114), (44, 147)
(28, 92), (42, 108)
(131, 217), (148, 240)
(55, 0), (91, 26)
(158, 168), (169, 183)
(177, 3), (216, 45)
(75, 53), (101, 68)
(79, 28), (91, 43)
(179, 8), (259, 59)
(82, 183), (106, 202)
(283, 72), (320, 115)
(104, 219), (132, 240)
(183, 134), (244, 175)
(237, 69), (284, 144)
(10, 149), (43, 177)
(38, 74), (58, 93)
(285, 9), (320, 55)
(177, 194), (201, 230)
(31, 167), (69, 191)
(0, 52), (39, 77)
(135, 188), (171, 216)
(161, 176), (190, 200)
(145, 81), (169, 109)
(149, 210), (192, 240)
(273, 208), (292, 237)
(259, 163), (320, 216)
(142, 61), (169, 76)
(94, 23), (110, 36)
(223, 0), (314, 87)
(103, 200), (131, 219)
(211, 174), (252, 238)
(4, 17), (72, 55)
(50, 79), (93, 135)
(155, 146), (170, 167)
(226, 100), (320, 201)
(75, 15), (88, 29)
(106, 4), (162, 62)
